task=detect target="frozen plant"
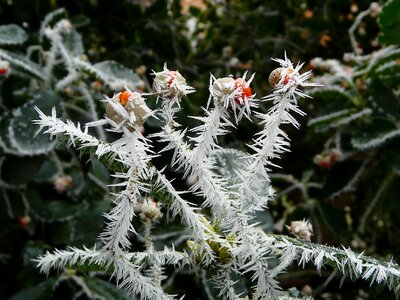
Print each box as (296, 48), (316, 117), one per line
(34, 53), (400, 299)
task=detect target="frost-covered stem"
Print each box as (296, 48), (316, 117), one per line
(143, 220), (163, 287)
(157, 106), (232, 216)
(358, 171), (395, 233)
(100, 181), (137, 256)
(232, 214), (281, 299)
(238, 93), (303, 213)
(213, 265), (240, 300)
(269, 234), (400, 294)
(349, 9), (371, 54)
(152, 168), (215, 264)
(33, 107), (121, 160)
(44, 39), (58, 88)
(113, 257), (172, 299)
(71, 275), (96, 298)
(144, 220), (154, 251)
(189, 103), (231, 170)
(51, 33), (78, 90)
(78, 83), (107, 140)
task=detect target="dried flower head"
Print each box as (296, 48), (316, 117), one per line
(0, 60), (11, 75)
(54, 175), (73, 194)
(287, 219), (313, 241)
(138, 198), (163, 222)
(152, 64), (195, 106)
(105, 90), (151, 128)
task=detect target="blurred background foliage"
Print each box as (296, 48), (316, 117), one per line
(0, 0), (399, 299)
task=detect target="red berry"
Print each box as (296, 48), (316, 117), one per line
(18, 216), (31, 226)
(319, 160), (331, 168)
(0, 68), (7, 75)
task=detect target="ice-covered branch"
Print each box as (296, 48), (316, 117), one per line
(238, 55), (318, 213)
(269, 234), (400, 295)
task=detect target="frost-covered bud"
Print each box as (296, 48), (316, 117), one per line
(212, 77), (235, 100)
(313, 154), (331, 168)
(287, 219), (313, 241)
(269, 67), (299, 88)
(152, 65), (194, 104)
(369, 2), (381, 18)
(211, 76), (253, 105)
(90, 80), (103, 92)
(313, 149), (343, 168)
(233, 77), (253, 105)
(139, 198), (162, 222)
(54, 175), (73, 194)
(0, 60), (11, 75)
(329, 148), (343, 164)
(106, 90), (151, 128)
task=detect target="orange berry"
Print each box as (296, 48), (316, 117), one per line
(118, 91), (131, 106)
(234, 78), (252, 105)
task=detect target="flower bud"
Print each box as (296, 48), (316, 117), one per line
(212, 77), (235, 96)
(0, 60), (11, 75)
(152, 66), (194, 103)
(287, 219), (313, 241)
(54, 175), (73, 194)
(18, 216), (31, 227)
(138, 198), (162, 222)
(369, 2), (381, 18)
(106, 91), (151, 128)
(269, 67), (298, 88)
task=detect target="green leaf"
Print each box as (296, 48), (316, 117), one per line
(70, 15), (90, 28)
(0, 156), (44, 185)
(22, 241), (46, 267)
(0, 24), (28, 45)
(367, 80), (400, 118)
(308, 108), (358, 132)
(9, 91), (62, 156)
(93, 60), (142, 89)
(352, 128), (400, 150)
(307, 86), (354, 103)
(10, 278), (56, 300)
(0, 49), (44, 80)
(30, 190), (89, 222)
(0, 116), (17, 153)
(70, 200), (110, 247)
(379, 0), (400, 45)
(61, 29), (84, 56)
(211, 148), (271, 200)
(83, 277), (130, 300)
(32, 157), (61, 183)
